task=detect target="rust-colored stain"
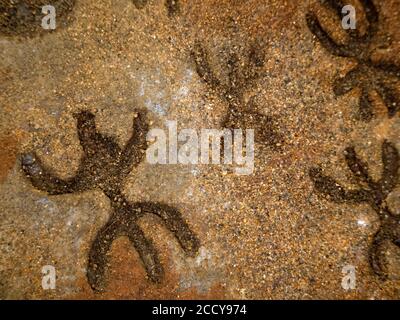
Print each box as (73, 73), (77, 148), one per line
(69, 237), (226, 299)
(0, 131), (24, 184)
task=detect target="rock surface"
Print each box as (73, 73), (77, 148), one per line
(0, 0), (399, 299)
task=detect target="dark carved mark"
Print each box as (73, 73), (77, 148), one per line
(0, 0), (75, 37)
(192, 40), (283, 148)
(131, 0), (149, 9)
(131, 0), (180, 17)
(309, 140), (400, 280)
(306, 0), (400, 120)
(21, 110), (200, 291)
(165, 0), (179, 17)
